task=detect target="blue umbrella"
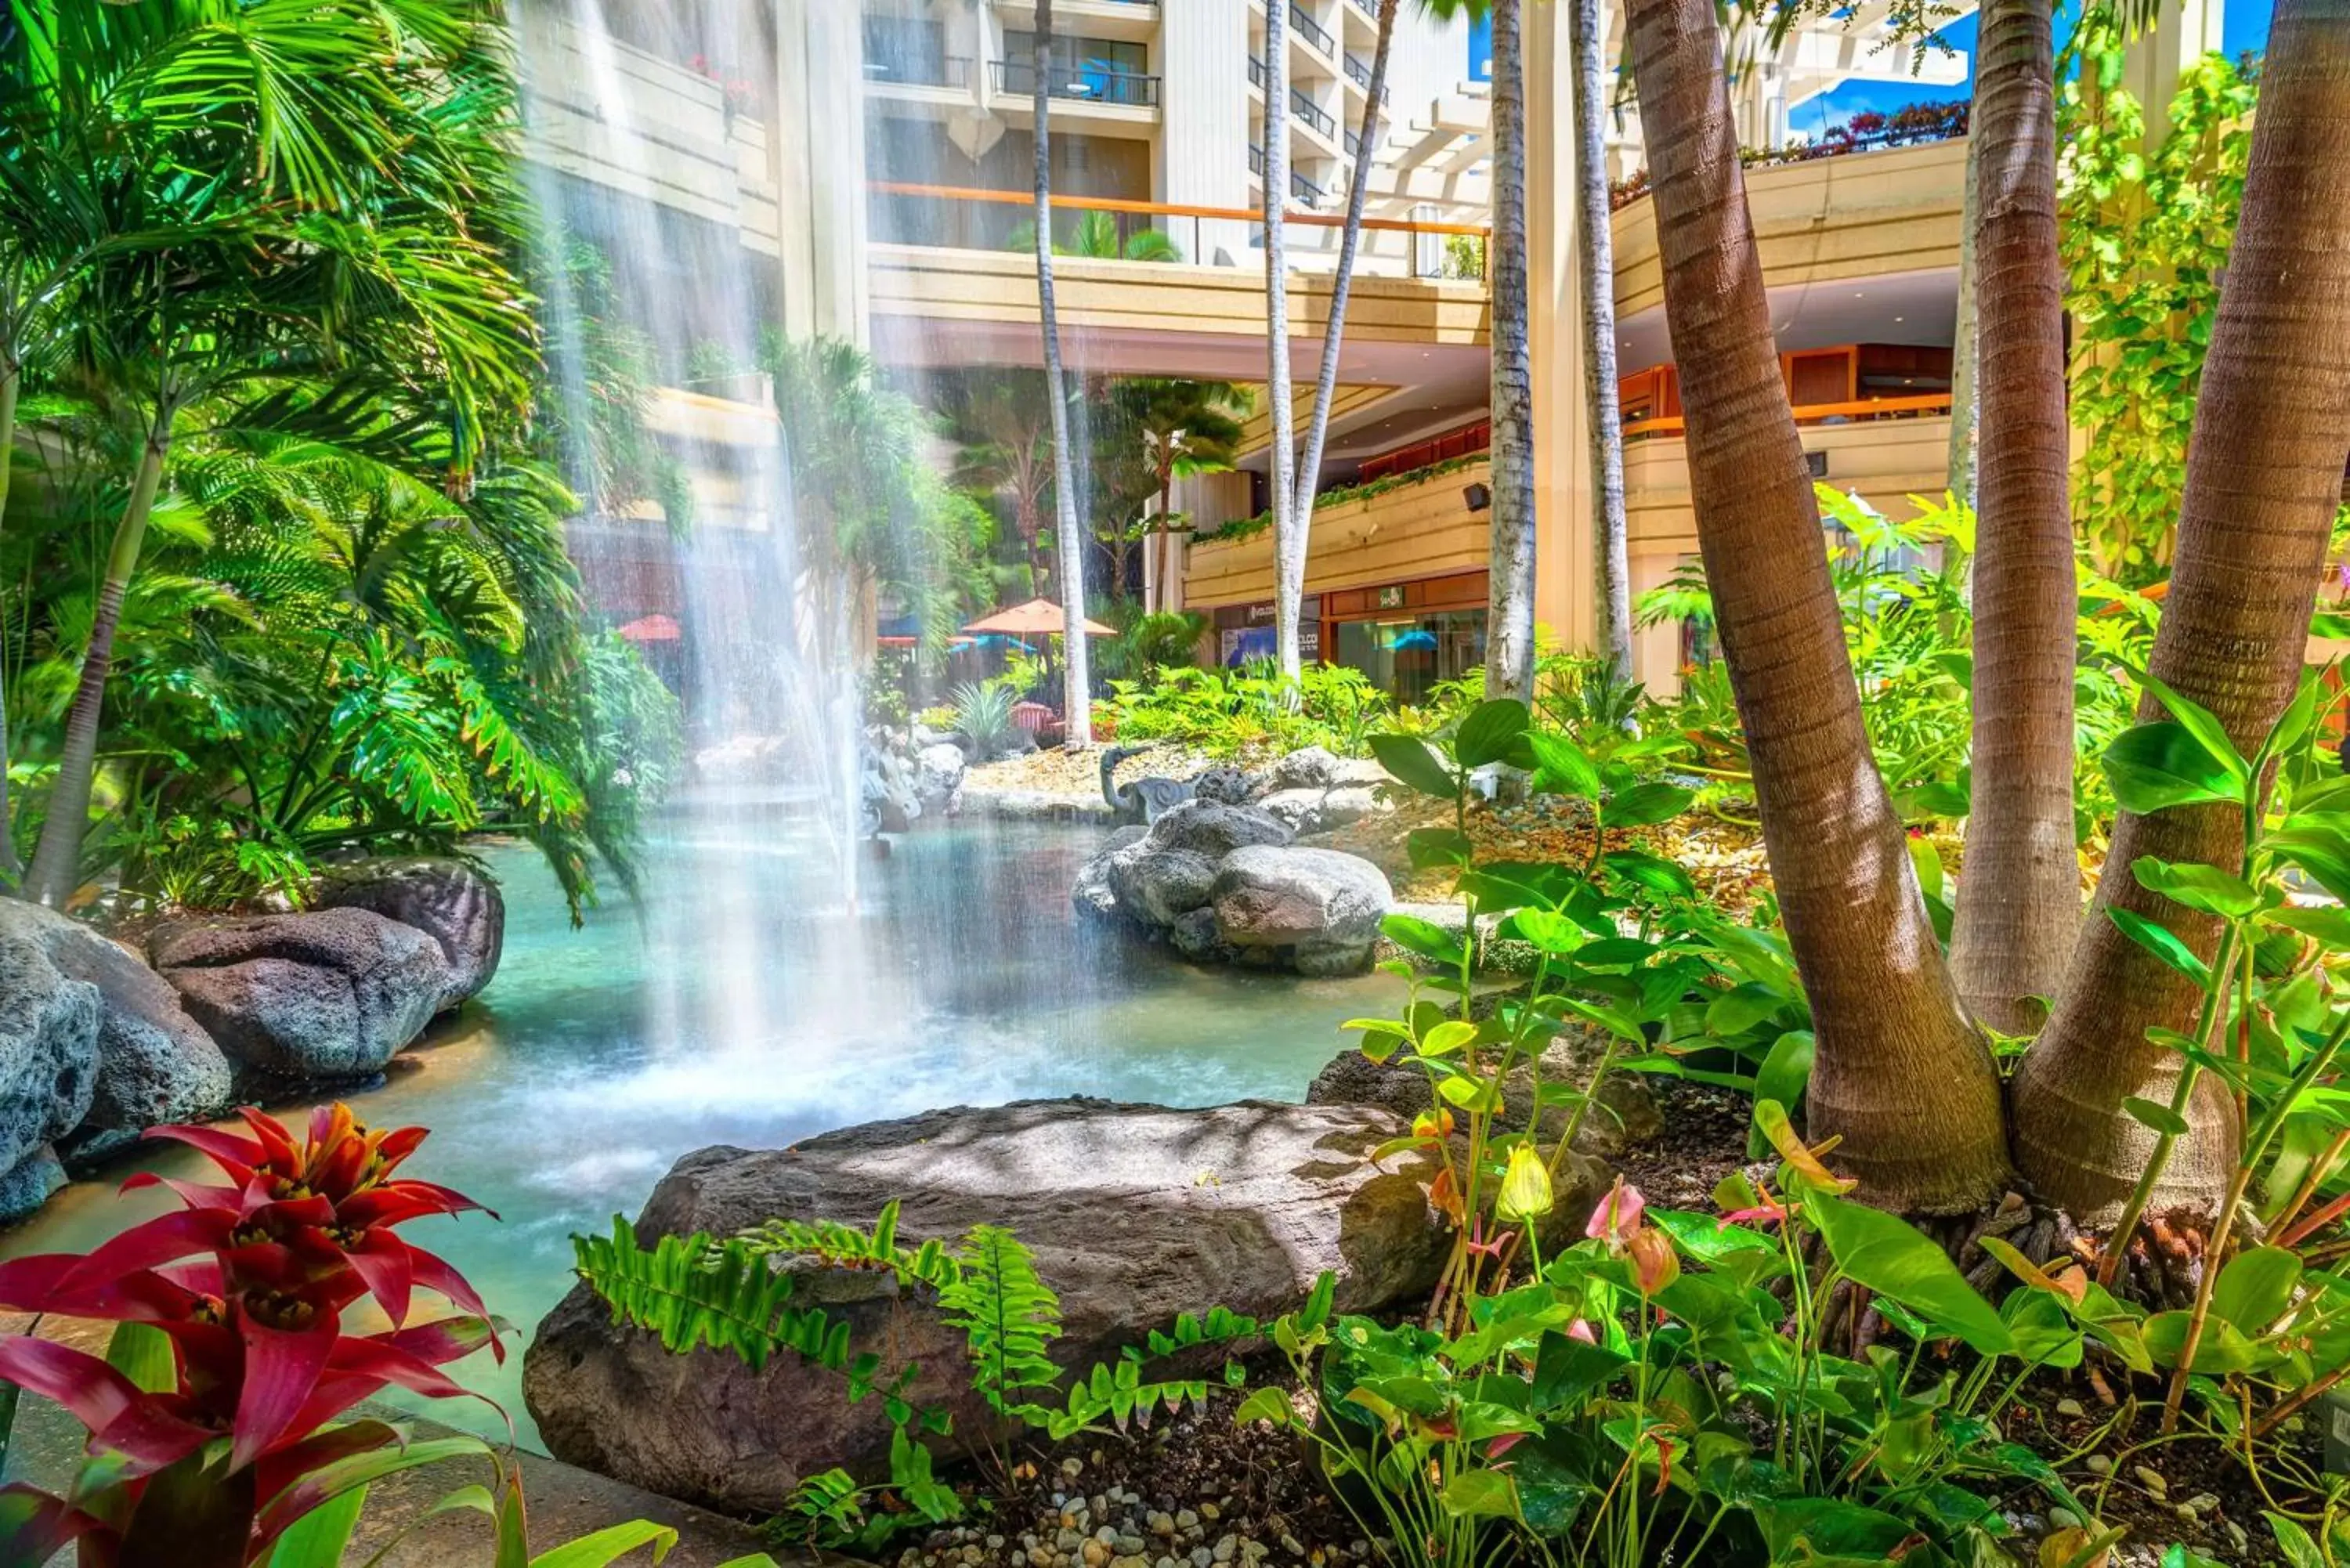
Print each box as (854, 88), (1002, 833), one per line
(1387, 629), (1438, 652)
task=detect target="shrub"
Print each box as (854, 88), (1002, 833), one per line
(951, 681), (1018, 761)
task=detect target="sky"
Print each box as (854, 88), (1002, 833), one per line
(1466, 2), (2272, 132)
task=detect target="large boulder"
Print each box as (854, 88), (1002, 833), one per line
(1211, 846), (1393, 976)
(1257, 784), (1389, 836)
(1271, 746), (1342, 792)
(1072, 826), (1145, 921)
(317, 857), (504, 1011)
(525, 1099), (1458, 1514)
(0, 915), (102, 1217)
(912, 743), (967, 815)
(149, 909), (454, 1081)
(0, 900), (231, 1158)
(1105, 845), (1220, 928)
(1141, 800), (1292, 860)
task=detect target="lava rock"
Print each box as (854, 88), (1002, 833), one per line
(149, 908), (454, 1081)
(0, 1143), (67, 1219)
(1255, 786), (1387, 837)
(914, 743), (970, 815)
(1210, 847), (1392, 976)
(0, 898), (231, 1151)
(317, 856), (504, 1011)
(1108, 847), (1221, 929)
(0, 917), (102, 1217)
(1189, 768), (1256, 807)
(1270, 747), (1340, 792)
(525, 1099), (1459, 1513)
(1074, 827), (1148, 921)
(1137, 802), (1292, 862)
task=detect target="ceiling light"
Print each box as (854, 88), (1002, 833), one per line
(1893, 315), (1904, 323)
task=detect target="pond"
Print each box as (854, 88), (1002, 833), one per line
(2, 810), (1388, 1447)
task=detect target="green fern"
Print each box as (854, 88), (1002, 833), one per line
(741, 1201), (964, 1295)
(938, 1226), (1065, 1416)
(573, 1217), (863, 1382)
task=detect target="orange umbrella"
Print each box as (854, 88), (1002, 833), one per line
(616, 613), (682, 643)
(962, 598), (1115, 638)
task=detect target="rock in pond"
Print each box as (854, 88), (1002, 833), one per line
(318, 856), (504, 1010)
(0, 909), (102, 1216)
(1211, 846), (1392, 976)
(149, 908), (453, 1081)
(525, 1098), (1457, 1514)
(913, 742), (968, 815)
(0, 899), (231, 1163)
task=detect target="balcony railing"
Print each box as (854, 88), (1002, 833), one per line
(1291, 89), (1336, 139)
(1249, 54), (1266, 89)
(1340, 52), (1389, 101)
(992, 58), (1162, 107)
(1249, 143), (1265, 174)
(1289, 5), (1336, 54)
(864, 53), (971, 89)
(1292, 170), (1325, 205)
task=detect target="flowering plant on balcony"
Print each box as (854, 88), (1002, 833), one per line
(0, 1105), (508, 1567)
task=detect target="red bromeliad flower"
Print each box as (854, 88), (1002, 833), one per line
(0, 1105), (503, 1545)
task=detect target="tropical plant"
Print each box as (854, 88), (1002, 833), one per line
(1007, 210), (1184, 264)
(1103, 661), (1392, 760)
(1095, 606), (1211, 683)
(950, 680), (1018, 761)
(945, 370), (1061, 594)
(1118, 379), (1249, 614)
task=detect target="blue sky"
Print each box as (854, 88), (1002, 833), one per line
(1468, 4), (2271, 131)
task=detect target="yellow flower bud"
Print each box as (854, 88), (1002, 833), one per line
(1496, 1144), (1554, 1223)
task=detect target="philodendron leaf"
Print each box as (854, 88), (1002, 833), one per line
(1806, 1192), (2013, 1357)
(2122, 1097), (2189, 1137)
(2130, 857), (2260, 919)
(1369, 734), (1459, 800)
(2106, 907), (2212, 986)
(1382, 913), (1466, 964)
(1454, 699), (1532, 769)
(1601, 782), (1695, 829)
(2136, 670), (2253, 786)
(2102, 721), (2243, 814)
(2210, 1246), (2302, 1333)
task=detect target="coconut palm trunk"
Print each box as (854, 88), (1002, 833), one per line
(1032, 0), (1093, 747)
(1484, 0), (1538, 702)
(0, 357), (22, 880)
(1945, 123), (1982, 516)
(1292, 0), (1398, 562)
(27, 401), (174, 908)
(1625, 0), (2009, 1212)
(1947, 0), (2078, 1035)
(2011, 0), (2350, 1222)
(1264, 2), (1303, 681)
(1571, 0), (1632, 681)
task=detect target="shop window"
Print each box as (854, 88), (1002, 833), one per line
(1333, 611), (1488, 706)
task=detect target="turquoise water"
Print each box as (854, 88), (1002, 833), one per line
(2, 811), (1385, 1447)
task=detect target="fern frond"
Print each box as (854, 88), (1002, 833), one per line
(939, 1225), (1064, 1409)
(739, 1201), (966, 1295)
(573, 1216), (855, 1377)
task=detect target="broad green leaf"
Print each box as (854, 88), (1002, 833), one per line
(2122, 1097), (2189, 1137)
(2137, 670), (2253, 784)
(2102, 721), (2243, 813)
(1369, 734), (1458, 800)
(1806, 1193), (2012, 1355)
(2269, 822), (2350, 905)
(2130, 857), (2258, 919)
(1908, 835), (1945, 901)
(269, 1486), (369, 1568)
(1513, 909), (1584, 955)
(105, 1321), (178, 1396)
(1233, 1386), (1294, 1426)
(2000, 1288), (2084, 1371)
(2142, 1310), (2261, 1374)
(2262, 668), (2327, 766)
(531, 1522), (682, 1568)
(1439, 1469), (1519, 1519)
(1526, 732), (1601, 800)
(1753, 1030), (1816, 1115)
(2211, 1246), (2301, 1333)
(2267, 1513), (2325, 1568)
(1602, 850), (1697, 900)
(1382, 913), (1467, 964)
(2106, 907), (2212, 985)
(1601, 782), (1695, 829)
(1419, 1021), (1478, 1057)
(1405, 827), (1474, 871)
(1706, 983), (1785, 1038)
(1454, 699), (1531, 769)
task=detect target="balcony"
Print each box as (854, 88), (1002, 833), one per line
(992, 58), (1161, 107)
(1289, 5), (1336, 55)
(864, 53), (972, 89)
(1340, 52), (1390, 103)
(1291, 89), (1336, 139)
(1249, 54), (1266, 90)
(1292, 170), (1326, 205)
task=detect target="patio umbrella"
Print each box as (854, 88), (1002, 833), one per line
(616, 613), (682, 644)
(961, 598), (1115, 638)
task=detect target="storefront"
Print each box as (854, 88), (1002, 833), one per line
(1322, 571), (1488, 705)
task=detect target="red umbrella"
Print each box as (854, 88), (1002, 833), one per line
(961, 598), (1115, 638)
(616, 613), (682, 644)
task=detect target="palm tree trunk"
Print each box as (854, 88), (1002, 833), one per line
(27, 413), (172, 909)
(1571, 0), (1632, 681)
(1947, 0), (2077, 1035)
(1292, 0), (1398, 572)
(1484, 0), (1538, 703)
(1033, 0), (1093, 748)
(2012, 0), (2350, 1223)
(1626, 0), (2009, 1212)
(0, 360), (24, 883)
(1155, 458), (1177, 616)
(1264, 2), (1302, 681)
(1945, 121), (1983, 518)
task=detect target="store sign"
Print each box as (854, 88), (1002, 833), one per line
(1376, 584), (1407, 609)
(1222, 597), (1321, 665)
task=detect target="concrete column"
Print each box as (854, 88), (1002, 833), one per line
(1159, 0), (1252, 266)
(771, 0), (871, 343)
(2121, 0), (2227, 144)
(1522, 4), (1595, 661)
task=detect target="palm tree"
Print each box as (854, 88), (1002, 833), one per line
(1122, 379), (1250, 614)
(1419, 0), (1535, 700)
(1032, 0), (1094, 747)
(1010, 209), (1185, 262)
(946, 370), (1061, 593)
(1625, 0), (2011, 1212)
(1571, 0), (1633, 681)
(1291, 0), (1401, 616)
(1263, 0), (1304, 680)
(8, 0), (540, 908)
(1947, 0), (2078, 1035)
